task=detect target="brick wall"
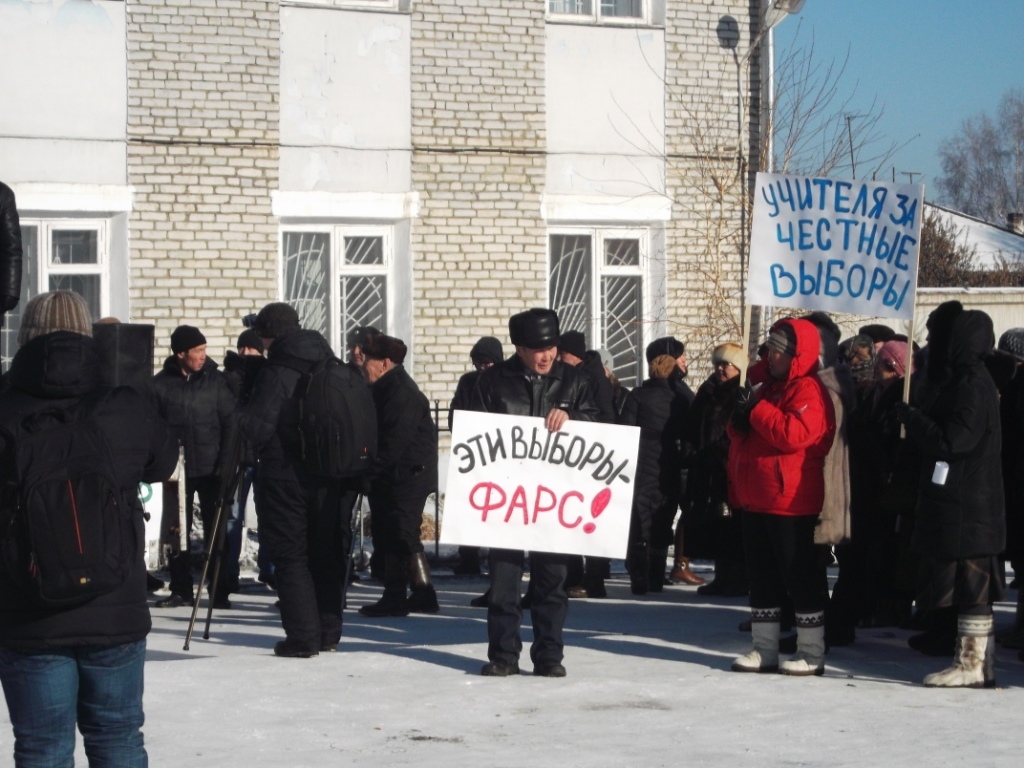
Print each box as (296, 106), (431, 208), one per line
(410, 0), (548, 417)
(126, 0), (280, 359)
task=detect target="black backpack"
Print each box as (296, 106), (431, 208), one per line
(294, 357), (377, 479)
(0, 392), (136, 607)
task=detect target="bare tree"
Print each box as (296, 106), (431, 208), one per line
(917, 205), (1024, 287)
(936, 88), (1024, 226)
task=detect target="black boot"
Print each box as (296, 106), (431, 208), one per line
(627, 542), (650, 595)
(452, 546), (481, 576)
(407, 552), (440, 614)
(359, 555), (410, 617)
(647, 549), (667, 594)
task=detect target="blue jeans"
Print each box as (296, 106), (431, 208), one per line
(0, 640), (147, 768)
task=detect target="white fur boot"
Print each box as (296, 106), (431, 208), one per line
(780, 611), (825, 677)
(732, 608), (780, 673)
(924, 614), (996, 689)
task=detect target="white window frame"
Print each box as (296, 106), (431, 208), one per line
(547, 0), (651, 26)
(548, 226), (650, 386)
(279, 224), (393, 356)
(280, 0), (409, 11)
(1, 218), (110, 366)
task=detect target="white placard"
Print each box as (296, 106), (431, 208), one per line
(440, 412), (640, 559)
(749, 172), (924, 320)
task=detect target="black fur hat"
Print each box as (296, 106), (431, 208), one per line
(509, 308), (560, 349)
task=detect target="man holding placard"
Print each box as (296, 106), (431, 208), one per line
(469, 308), (599, 678)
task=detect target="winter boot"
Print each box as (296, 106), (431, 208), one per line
(627, 542), (650, 595)
(732, 608), (781, 673)
(668, 556), (706, 586)
(648, 549), (668, 593)
(780, 611), (826, 676)
(407, 552), (440, 614)
(923, 614), (996, 688)
(359, 555), (410, 617)
(452, 546), (481, 576)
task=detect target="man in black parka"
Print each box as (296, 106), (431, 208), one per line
(239, 303), (360, 657)
(471, 308), (599, 678)
(897, 301), (1005, 688)
(152, 325), (237, 607)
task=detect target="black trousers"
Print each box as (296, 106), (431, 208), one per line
(257, 476), (356, 648)
(162, 475), (221, 598)
(487, 549), (568, 667)
(742, 511), (826, 614)
(368, 482), (430, 557)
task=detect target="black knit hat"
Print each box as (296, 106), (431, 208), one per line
(559, 330), (587, 359)
(170, 325), (207, 354)
(645, 336), (684, 364)
(999, 328), (1024, 362)
(509, 308), (560, 349)
(236, 329), (263, 352)
(470, 336), (503, 366)
(253, 302), (301, 339)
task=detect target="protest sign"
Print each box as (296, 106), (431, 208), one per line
(749, 172), (925, 320)
(440, 411), (640, 559)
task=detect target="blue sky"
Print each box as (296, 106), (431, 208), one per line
(773, 0), (1024, 204)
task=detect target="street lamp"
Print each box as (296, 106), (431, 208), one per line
(736, 0), (805, 362)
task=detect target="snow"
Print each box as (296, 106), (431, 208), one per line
(3, 560), (1022, 767)
(928, 203), (1024, 269)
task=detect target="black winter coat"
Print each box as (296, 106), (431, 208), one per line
(238, 329), (337, 481)
(0, 332), (176, 650)
(471, 355), (599, 422)
(999, 366), (1024, 561)
(449, 367), (483, 431)
(581, 352), (617, 424)
(680, 373), (746, 521)
(152, 356), (236, 478)
(370, 364), (438, 497)
(618, 375), (688, 508)
(0, 181), (23, 309)
(902, 311), (1005, 560)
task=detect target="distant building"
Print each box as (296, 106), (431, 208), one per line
(1, 0), (775, 404)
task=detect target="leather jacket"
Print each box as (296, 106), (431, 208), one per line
(471, 354), (599, 422)
(0, 182), (23, 312)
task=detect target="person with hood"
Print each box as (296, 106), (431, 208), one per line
(470, 308), (599, 678)
(0, 291), (176, 766)
(895, 301), (1005, 688)
(358, 333), (440, 617)
(682, 342), (750, 597)
(152, 324), (237, 608)
(994, 329), (1024, 651)
(618, 353), (691, 594)
(239, 303), (362, 657)
(728, 317), (836, 676)
(449, 336), (503, 577)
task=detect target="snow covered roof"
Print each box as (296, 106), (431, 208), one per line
(927, 201), (1024, 268)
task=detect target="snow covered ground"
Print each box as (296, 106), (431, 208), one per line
(3, 560), (1022, 767)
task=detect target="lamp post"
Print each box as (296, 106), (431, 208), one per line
(736, 0), (805, 362)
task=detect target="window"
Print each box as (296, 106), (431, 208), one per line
(549, 229), (646, 387)
(1, 220), (108, 367)
(548, 0), (645, 23)
(281, 226), (390, 355)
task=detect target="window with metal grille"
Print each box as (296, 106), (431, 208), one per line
(2, 220), (108, 367)
(281, 227), (389, 356)
(549, 230), (646, 387)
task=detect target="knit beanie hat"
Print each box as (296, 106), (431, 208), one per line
(559, 330), (587, 359)
(236, 329), (263, 352)
(712, 342), (748, 374)
(877, 340), (909, 378)
(253, 302), (301, 339)
(649, 354), (677, 380)
(17, 291), (93, 346)
(170, 325), (207, 354)
(999, 328), (1024, 362)
(645, 336), (685, 364)
(765, 325), (797, 356)
(362, 333), (408, 365)
(470, 336), (504, 366)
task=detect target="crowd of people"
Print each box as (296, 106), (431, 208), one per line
(0, 234), (1018, 761)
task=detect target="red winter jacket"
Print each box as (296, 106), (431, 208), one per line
(726, 318), (835, 516)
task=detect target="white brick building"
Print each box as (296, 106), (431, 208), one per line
(0, 0), (771, 411)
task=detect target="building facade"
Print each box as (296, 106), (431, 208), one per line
(1, 0), (765, 407)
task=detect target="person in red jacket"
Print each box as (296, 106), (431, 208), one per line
(727, 317), (836, 676)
